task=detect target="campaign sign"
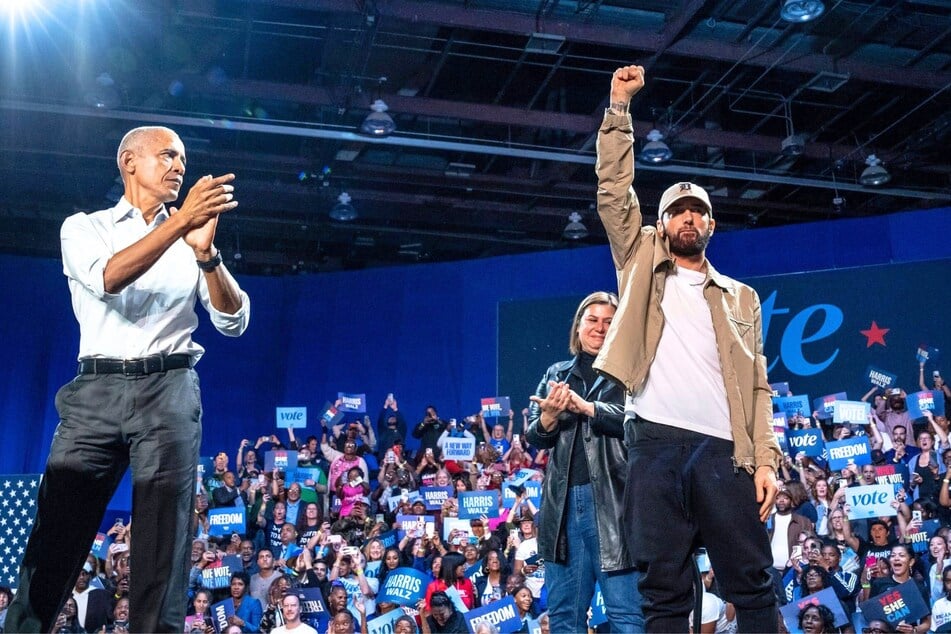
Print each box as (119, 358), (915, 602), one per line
(588, 583), (607, 627)
(480, 396), (511, 418)
(264, 450), (298, 472)
(90, 532), (112, 560)
(368, 609), (403, 634)
(787, 429), (825, 458)
(844, 484), (900, 520)
(501, 481), (542, 509)
(378, 529), (398, 550)
(908, 519), (941, 554)
(210, 598), (235, 632)
(866, 366), (898, 390)
(773, 411), (788, 428)
(814, 392), (848, 419)
(774, 426), (788, 453)
(459, 490), (501, 519)
(377, 567), (428, 605)
(320, 401), (345, 427)
(906, 390), (946, 419)
(826, 436), (872, 471)
(917, 345), (941, 364)
(276, 406), (307, 429)
(208, 507), (246, 537)
(387, 490), (422, 513)
(200, 555), (242, 590)
(442, 517), (475, 541)
(395, 514), (436, 540)
(443, 436), (476, 461)
(779, 587), (849, 633)
(337, 393), (367, 413)
(875, 465), (909, 489)
(508, 469), (541, 486)
(860, 580), (930, 629)
(465, 595), (522, 634)
(297, 587), (329, 631)
(770, 381), (791, 396)
(773, 394), (810, 417)
(197, 456), (214, 478)
(420, 486), (454, 511)
(833, 400), (871, 424)
(287, 466), (328, 488)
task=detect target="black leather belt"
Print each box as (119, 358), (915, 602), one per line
(77, 354), (193, 376)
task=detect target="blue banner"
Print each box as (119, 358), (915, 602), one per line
(420, 486), (454, 511)
(859, 580), (930, 629)
(908, 519), (941, 554)
(906, 390), (946, 418)
(378, 529), (398, 549)
(773, 411), (788, 428)
(813, 392), (848, 419)
(367, 609), (403, 634)
(276, 406), (308, 429)
(210, 598), (235, 632)
(481, 396), (511, 418)
(827, 436), (872, 471)
(464, 596), (522, 634)
(377, 567), (428, 605)
(296, 587), (330, 631)
(787, 429), (825, 458)
(770, 381), (791, 396)
(865, 366), (898, 390)
(774, 426), (788, 453)
(501, 481), (541, 509)
(208, 507), (246, 537)
(845, 484), (900, 520)
(773, 394), (810, 417)
(458, 490), (500, 519)
(200, 555), (242, 590)
(264, 450), (298, 471)
(338, 393), (367, 413)
(395, 514), (436, 540)
(917, 345), (941, 364)
(589, 583), (607, 627)
(442, 437), (476, 461)
(779, 587), (849, 633)
(90, 532), (112, 560)
(833, 400), (871, 424)
(320, 401), (345, 427)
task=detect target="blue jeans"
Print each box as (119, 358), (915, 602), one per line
(545, 483), (645, 633)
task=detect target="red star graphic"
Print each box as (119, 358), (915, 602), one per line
(860, 321), (890, 348)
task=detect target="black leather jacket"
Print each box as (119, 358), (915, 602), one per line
(524, 357), (633, 571)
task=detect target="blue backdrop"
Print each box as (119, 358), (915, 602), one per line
(1, 206), (949, 491)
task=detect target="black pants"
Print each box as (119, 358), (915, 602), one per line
(7, 368), (202, 633)
(624, 420), (776, 633)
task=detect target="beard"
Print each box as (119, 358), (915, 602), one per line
(667, 226), (712, 256)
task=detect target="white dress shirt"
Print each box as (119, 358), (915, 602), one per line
(60, 198), (250, 361)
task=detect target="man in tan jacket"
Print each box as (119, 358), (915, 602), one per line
(593, 64), (782, 632)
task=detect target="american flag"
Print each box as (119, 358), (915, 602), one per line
(0, 475), (42, 589)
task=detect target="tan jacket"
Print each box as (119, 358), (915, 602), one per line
(592, 112), (782, 473)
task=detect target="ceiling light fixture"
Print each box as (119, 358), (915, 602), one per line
(563, 211), (589, 240)
(780, 0), (825, 22)
(329, 192), (358, 221)
(780, 100), (804, 157)
(830, 164), (845, 213)
(360, 99), (396, 137)
(859, 154), (891, 187)
(638, 129), (673, 164)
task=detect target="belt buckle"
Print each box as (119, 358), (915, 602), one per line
(121, 359), (140, 376)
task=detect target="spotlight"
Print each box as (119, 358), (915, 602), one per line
(360, 99), (396, 137)
(83, 73), (121, 109)
(563, 212), (588, 240)
(638, 129), (673, 164)
(781, 134), (804, 157)
(780, 0), (825, 22)
(859, 154), (891, 187)
(330, 192), (357, 222)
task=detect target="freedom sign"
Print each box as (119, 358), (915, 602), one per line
(297, 587), (330, 631)
(866, 366), (898, 390)
(844, 484), (900, 520)
(208, 507), (246, 537)
(833, 400), (871, 424)
(377, 567), (428, 605)
(787, 429), (824, 458)
(464, 595), (522, 633)
(773, 395), (810, 417)
(210, 598), (236, 632)
(826, 436), (872, 471)
(276, 406), (307, 429)
(860, 580), (930, 629)
(442, 437), (476, 461)
(337, 393), (367, 413)
(480, 396), (511, 418)
(458, 490), (500, 519)
(779, 587), (849, 633)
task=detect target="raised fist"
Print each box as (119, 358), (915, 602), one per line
(610, 65), (645, 106)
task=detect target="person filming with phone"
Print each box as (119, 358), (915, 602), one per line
(525, 291), (644, 632)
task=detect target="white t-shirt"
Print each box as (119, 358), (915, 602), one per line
(689, 590), (737, 633)
(515, 538), (545, 598)
(627, 267), (732, 440)
(770, 512), (793, 569)
(932, 596), (951, 631)
(271, 623), (318, 634)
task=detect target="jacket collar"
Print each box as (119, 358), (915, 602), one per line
(566, 355), (606, 397)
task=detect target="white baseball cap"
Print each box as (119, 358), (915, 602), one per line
(658, 182), (712, 219)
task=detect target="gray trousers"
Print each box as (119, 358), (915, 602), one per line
(7, 368), (202, 633)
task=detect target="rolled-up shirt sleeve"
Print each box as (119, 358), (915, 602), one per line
(60, 211), (119, 301)
(198, 279), (250, 337)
